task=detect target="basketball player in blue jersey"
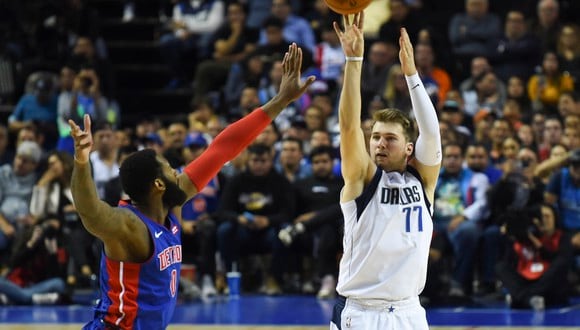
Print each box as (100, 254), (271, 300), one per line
(68, 44), (315, 330)
(331, 13), (441, 330)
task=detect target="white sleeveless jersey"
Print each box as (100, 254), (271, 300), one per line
(337, 166), (433, 300)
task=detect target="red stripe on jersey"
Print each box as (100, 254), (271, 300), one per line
(104, 259), (141, 329)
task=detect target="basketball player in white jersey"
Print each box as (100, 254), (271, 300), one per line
(331, 13), (441, 330)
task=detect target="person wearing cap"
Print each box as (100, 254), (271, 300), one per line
(180, 131), (220, 300)
(0, 141), (42, 254)
(545, 148), (580, 251)
(8, 76), (58, 149)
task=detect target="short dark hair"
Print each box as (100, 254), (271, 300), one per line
(309, 145), (335, 161)
(282, 136), (303, 152)
(247, 143), (272, 157)
(119, 149), (162, 204)
(262, 16), (284, 30)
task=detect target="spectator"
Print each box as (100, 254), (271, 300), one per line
(459, 57), (508, 110)
(223, 54), (267, 112)
(57, 68), (114, 155)
(506, 75), (532, 116)
(433, 143), (490, 297)
(496, 204), (573, 310)
(531, 0), (561, 52)
(558, 92), (580, 119)
(415, 42), (452, 110)
(159, 0), (225, 89)
(361, 41), (397, 113)
(382, 64), (412, 115)
(275, 137), (311, 183)
(89, 122), (119, 200)
(244, 0), (273, 30)
(544, 148), (580, 251)
(312, 21), (344, 90)
(278, 146), (343, 298)
(556, 24), (580, 84)
(29, 151), (96, 288)
(463, 71), (505, 117)
(68, 37), (115, 98)
(534, 143), (568, 183)
(216, 143), (295, 295)
(258, 60), (302, 133)
(0, 124), (13, 167)
(0, 142), (41, 257)
(538, 116), (563, 161)
(488, 118), (513, 165)
(464, 142), (502, 185)
(528, 51), (574, 113)
(193, 1), (259, 101)
(302, 0), (340, 42)
(259, 0), (316, 53)
(179, 132), (220, 299)
(448, 0), (501, 78)
(517, 124), (537, 151)
(0, 221), (67, 305)
(163, 121), (188, 169)
(489, 10), (541, 82)
(477, 146), (543, 294)
(378, 0), (422, 45)
(8, 77), (58, 149)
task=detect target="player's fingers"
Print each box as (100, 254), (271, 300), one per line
(282, 51), (289, 73)
(68, 119), (80, 132)
(83, 114), (91, 134)
(299, 76), (316, 94)
(344, 14), (350, 27)
(359, 11), (365, 30)
(294, 45), (302, 71)
(288, 44), (295, 71)
(333, 21), (342, 37)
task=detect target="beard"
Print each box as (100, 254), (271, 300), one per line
(161, 176), (187, 209)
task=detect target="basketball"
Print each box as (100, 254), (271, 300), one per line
(324, 0), (372, 15)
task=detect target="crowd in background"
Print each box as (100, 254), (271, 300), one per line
(0, 0), (579, 310)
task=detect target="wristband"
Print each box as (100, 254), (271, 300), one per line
(345, 56), (363, 62)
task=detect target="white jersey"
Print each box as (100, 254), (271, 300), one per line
(337, 166), (433, 300)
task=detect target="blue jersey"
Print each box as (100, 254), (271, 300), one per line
(83, 202), (182, 330)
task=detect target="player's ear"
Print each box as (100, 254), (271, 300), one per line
(154, 178), (165, 191)
(406, 142), (414, 155)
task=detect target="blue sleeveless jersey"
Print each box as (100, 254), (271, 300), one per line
(83, 203), (182, 330)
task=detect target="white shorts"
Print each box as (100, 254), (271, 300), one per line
(329, 295), (428, 330)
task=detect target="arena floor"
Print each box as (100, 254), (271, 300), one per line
(0, 295), (579, 329)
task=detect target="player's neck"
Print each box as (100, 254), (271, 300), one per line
(136, 201), (168, 224)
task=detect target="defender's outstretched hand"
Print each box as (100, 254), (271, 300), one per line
(399, 28), (417, 76)
(333, 12), (364, 58)
(68, 114), (93, 164)
(276, 43), (316, 105)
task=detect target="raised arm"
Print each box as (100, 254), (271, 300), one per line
(69, 115), (147, 256)
(178, 43), (315, 200)
(399, 28), (441, 201)
(334, 13), (375, 202)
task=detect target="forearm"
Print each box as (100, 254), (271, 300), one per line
(406, 73), (441, 166)
(184, 107), (273, 191)
(70, 160), (111, 234)
(304, 204), (342, 230)
(339, 62), (363, 131)
(29, 185), (48, 219)
(534, 155), (569, 178)
(214, 34), (240, 56)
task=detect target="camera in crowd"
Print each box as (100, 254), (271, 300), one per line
(500, 208), (542, 245)
(569, 148), (580, 168)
